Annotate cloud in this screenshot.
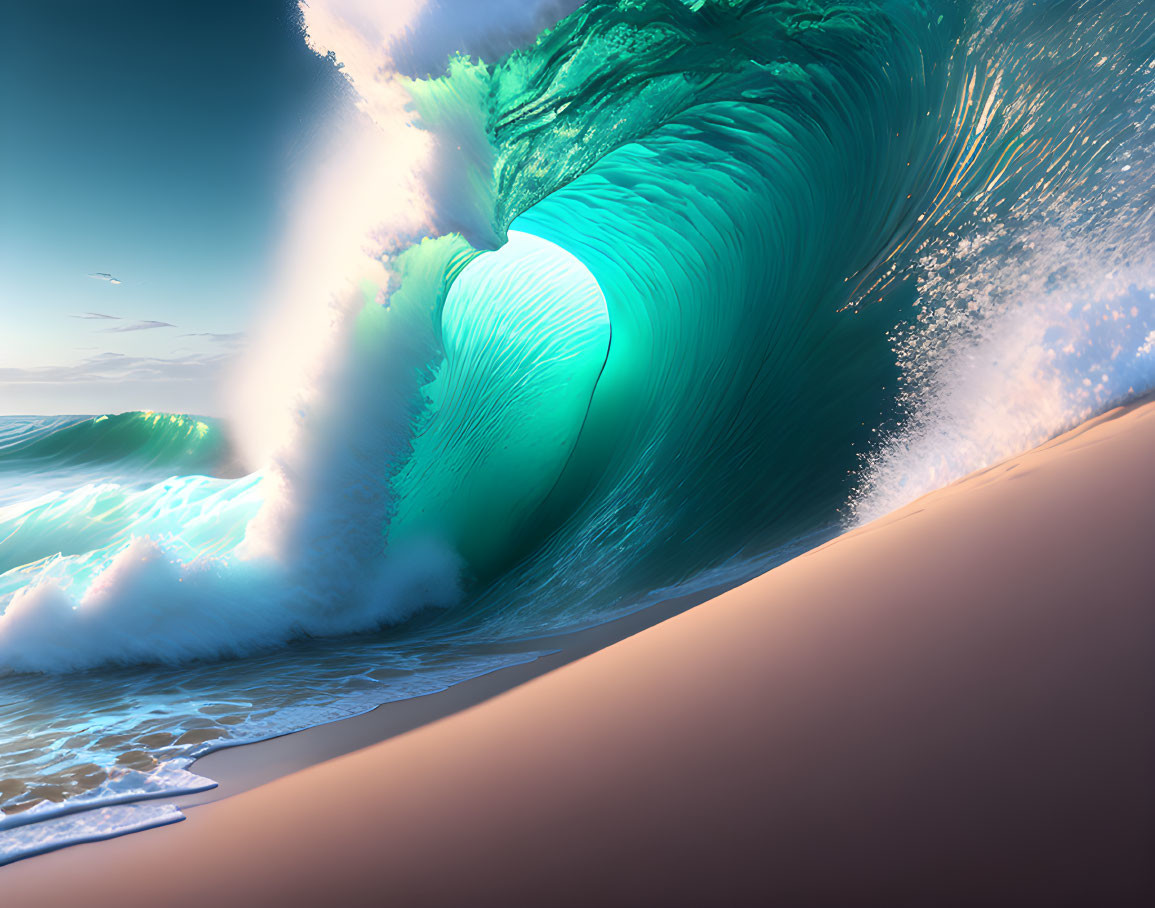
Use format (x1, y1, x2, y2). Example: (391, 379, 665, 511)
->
(180, 332, 245, 346)
(0, 351, 232, 385)
(87, 272, 123, 285)
(71, 314, 179, 332)
(101, 320, 176, 333)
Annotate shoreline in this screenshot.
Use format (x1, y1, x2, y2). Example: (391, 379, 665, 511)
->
(5, 398, 1154, 905)
(0, 551, 796, 864)
(177, 566, 784, 809)
(183, 397, 1155, 808)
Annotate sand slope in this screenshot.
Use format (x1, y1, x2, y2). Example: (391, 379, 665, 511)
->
(5, 401, 1155, 906)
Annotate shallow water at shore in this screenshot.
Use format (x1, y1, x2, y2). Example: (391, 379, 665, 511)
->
(0, 525, 826, 865)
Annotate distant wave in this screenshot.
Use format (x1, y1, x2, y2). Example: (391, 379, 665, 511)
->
(0, 412, 236, 476)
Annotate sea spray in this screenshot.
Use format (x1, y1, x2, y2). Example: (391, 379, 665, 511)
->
(850, 0, 1155, 521)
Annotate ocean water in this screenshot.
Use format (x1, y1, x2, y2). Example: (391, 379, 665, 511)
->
(3, 0, 1155, 864)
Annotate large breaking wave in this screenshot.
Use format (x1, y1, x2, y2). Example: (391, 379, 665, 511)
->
(2, 0, 1155, 673)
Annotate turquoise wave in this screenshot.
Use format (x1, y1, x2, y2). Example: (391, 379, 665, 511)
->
(387, 0, 967, 604)
(2, 0, 1154, 670)
(391, 0, 1155, 613)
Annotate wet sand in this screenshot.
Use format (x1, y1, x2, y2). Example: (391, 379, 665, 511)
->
(5, 399, 1155, 906)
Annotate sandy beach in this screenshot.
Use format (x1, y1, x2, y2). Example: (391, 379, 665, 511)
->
(5, 398, 1155, 906)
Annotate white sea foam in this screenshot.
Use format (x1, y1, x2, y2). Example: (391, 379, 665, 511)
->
(852, 233, 1155, 524)
(0, 802, 186, 866)
(230, 0, 577, 468)
(0, 760, 212, 865)
(0, 533, 461, 673)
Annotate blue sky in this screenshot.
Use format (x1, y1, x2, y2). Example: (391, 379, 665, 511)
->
(0, 0, 346, 414)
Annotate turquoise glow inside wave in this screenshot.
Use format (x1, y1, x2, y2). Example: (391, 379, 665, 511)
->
(388, 231, 610, 576)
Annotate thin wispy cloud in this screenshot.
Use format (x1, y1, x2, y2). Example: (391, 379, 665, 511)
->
(180, 331, 245, 346)
(101, 320, 176, 333)
(71, 312, 121, 320)
(0, 351, 232, 385)
(87, 272, 123, 285)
